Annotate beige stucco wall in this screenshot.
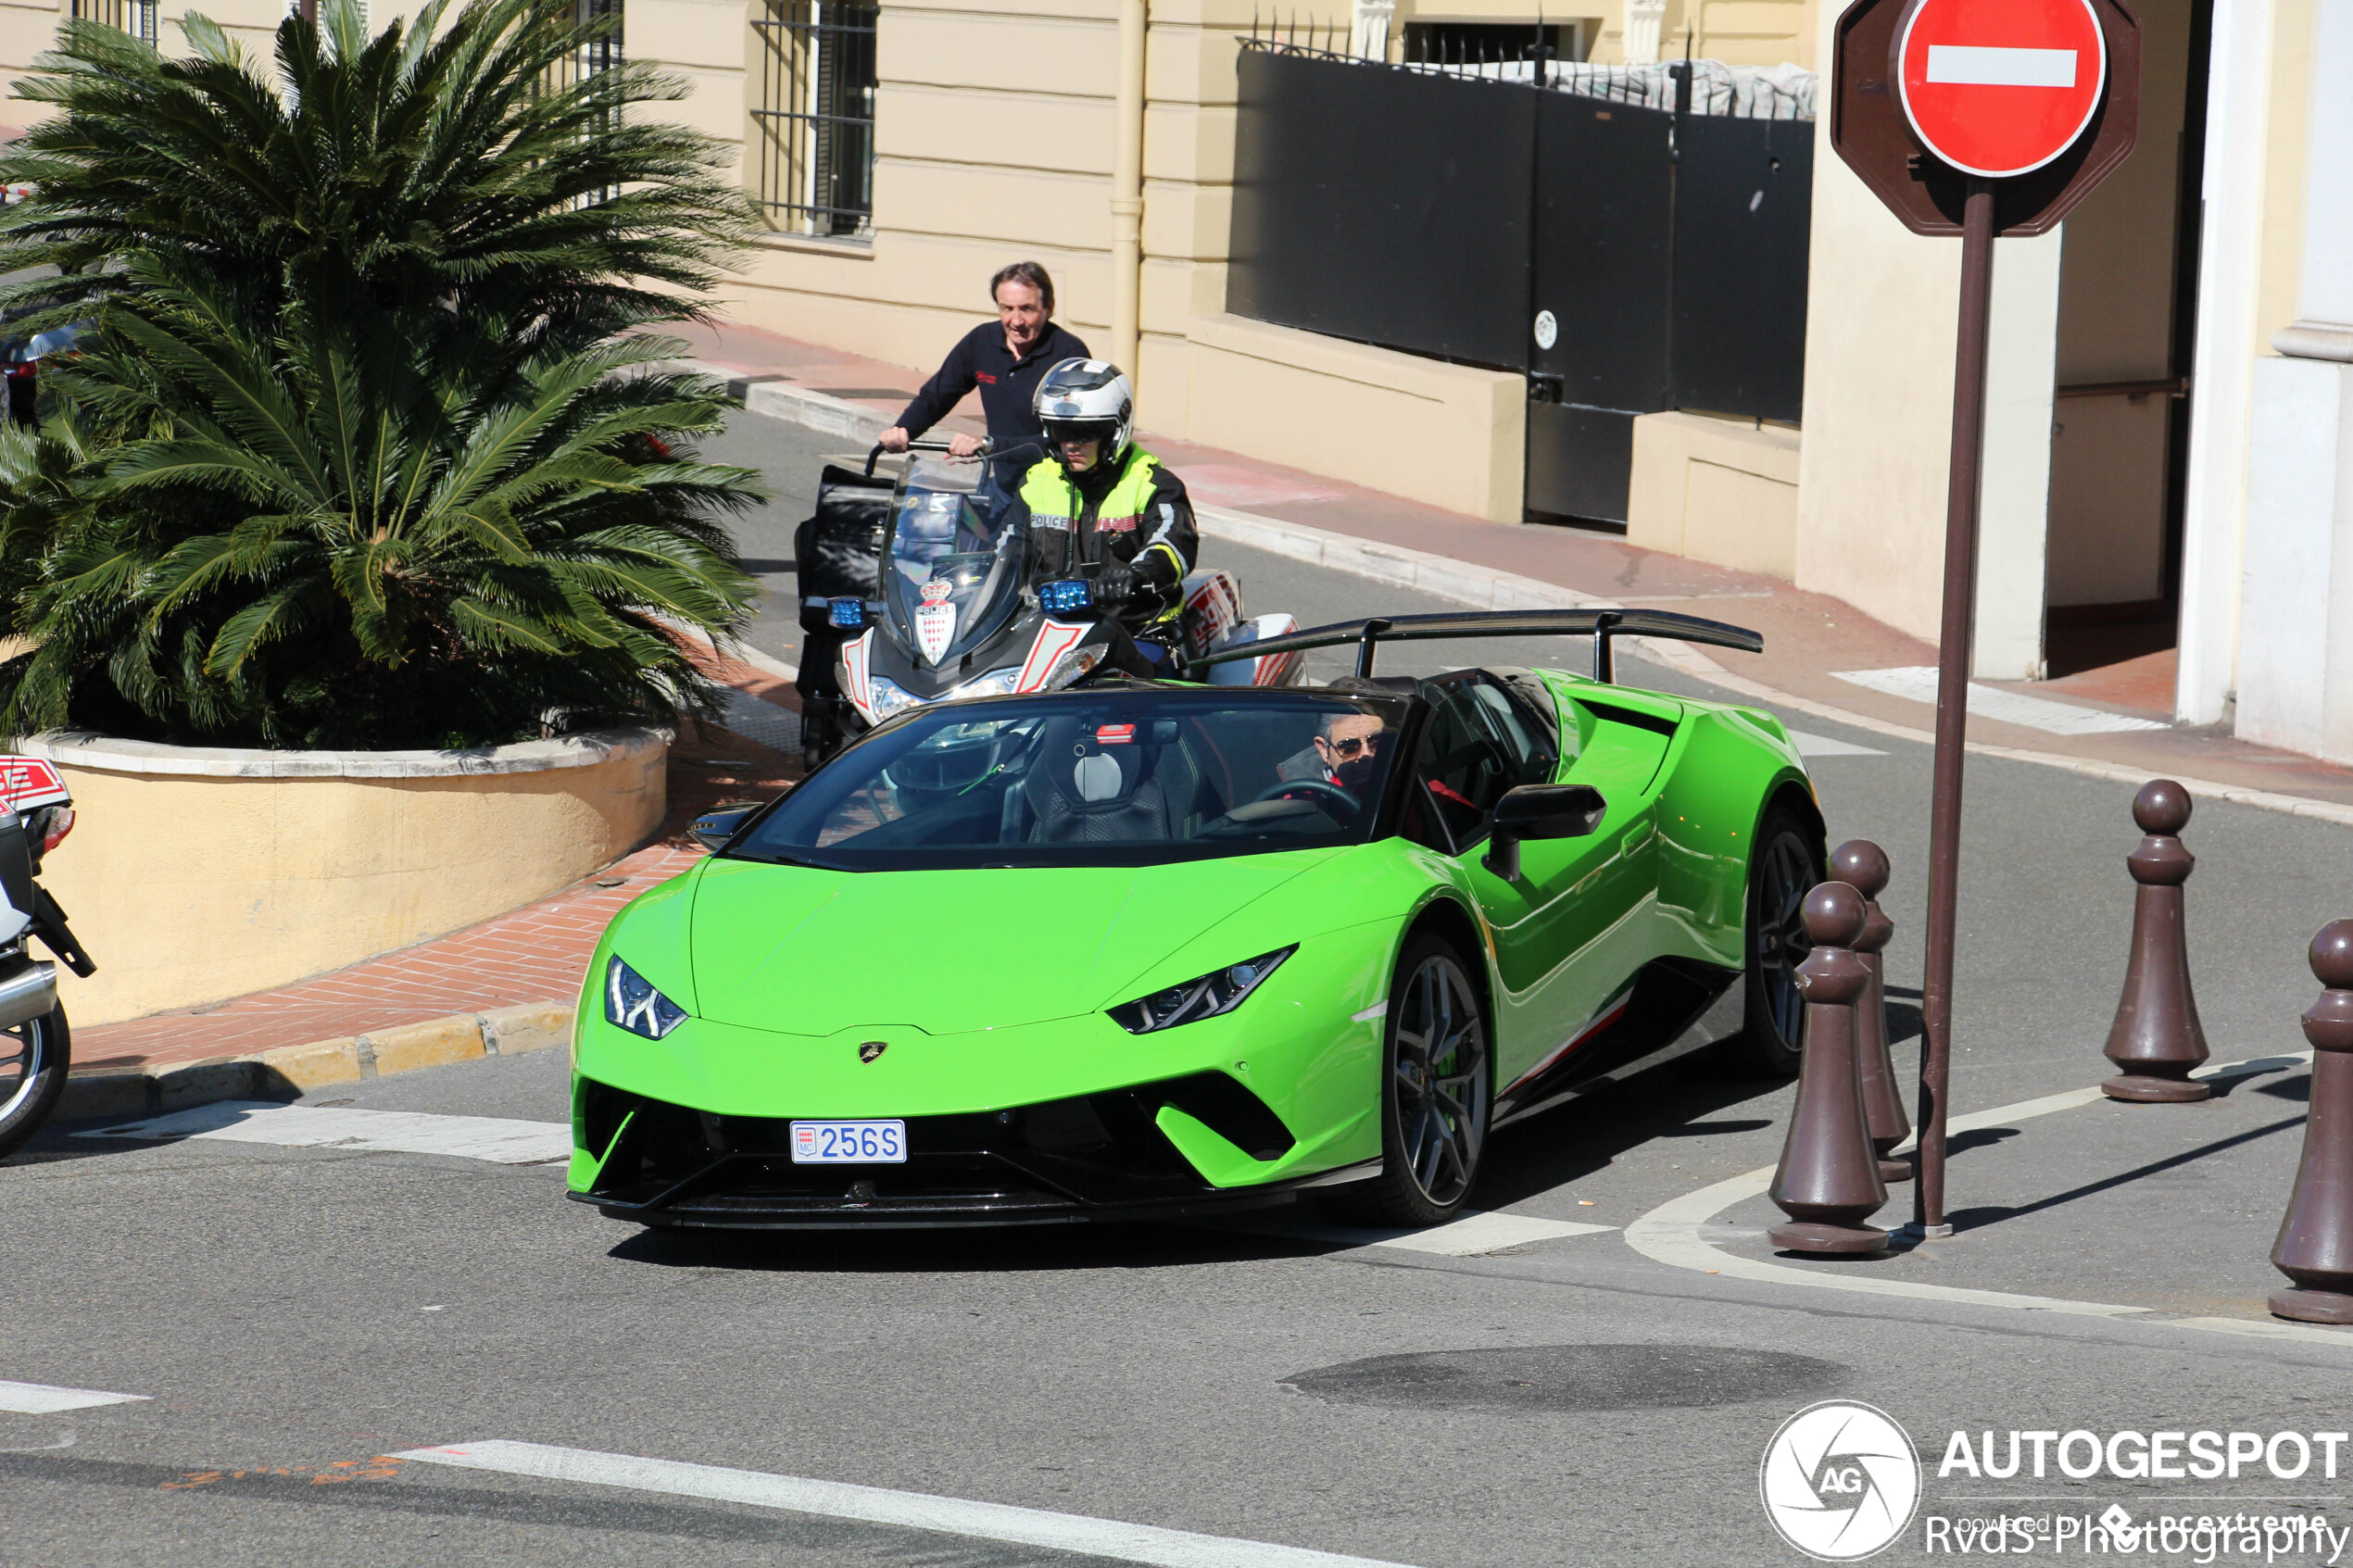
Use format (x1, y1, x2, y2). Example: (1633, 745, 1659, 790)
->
(1579, 0, 1813, 69)
(1185, 312, 1526, 521)
(1786, 0, 2062, 678)
(24, 730, 666, 1026)
(1627, 409, 1799, 578)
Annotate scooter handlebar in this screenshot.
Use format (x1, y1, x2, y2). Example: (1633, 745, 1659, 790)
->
(865, 437, 992, 475)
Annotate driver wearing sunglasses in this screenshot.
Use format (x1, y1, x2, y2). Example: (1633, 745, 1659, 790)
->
(1279, 709, 1391, 792)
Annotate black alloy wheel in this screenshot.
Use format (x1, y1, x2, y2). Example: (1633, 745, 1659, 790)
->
(1734, 802, 1826, 1076)
(1335, 932, 1491, 1227)
(0, 1005, 69, 1162)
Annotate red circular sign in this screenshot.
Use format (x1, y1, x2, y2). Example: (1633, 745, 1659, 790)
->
(1896, 0, 2107, 179)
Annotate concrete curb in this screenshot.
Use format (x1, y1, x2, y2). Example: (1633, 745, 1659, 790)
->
(58, 1002, 574, 1123)
(660, 358, 892, 445)
(19, 726, 667, 780)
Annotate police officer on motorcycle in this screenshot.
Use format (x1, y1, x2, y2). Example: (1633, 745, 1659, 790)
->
(1008, 359, 1198, 669)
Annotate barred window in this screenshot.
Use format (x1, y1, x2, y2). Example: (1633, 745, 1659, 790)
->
(548, 0, 623, 93)
(750, 0, 877, 239)
(70, 0, 157, 44)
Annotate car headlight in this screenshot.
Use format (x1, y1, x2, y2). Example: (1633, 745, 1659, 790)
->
(869, 677, 923, 719)
(1109, 947, 1295, 1035)
(949, 667, 1023, 701)
(605, 956, 688, 1039)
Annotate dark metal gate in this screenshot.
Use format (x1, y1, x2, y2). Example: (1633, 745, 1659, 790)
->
(1227, 45, 1813, 524)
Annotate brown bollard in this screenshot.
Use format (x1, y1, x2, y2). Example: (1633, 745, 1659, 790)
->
(2271, 922, 2353, 1324)
(2102, 780, 2212, 1102)
(1832, 839, 1913, 1184)
(1768, 883, 1891, 1256)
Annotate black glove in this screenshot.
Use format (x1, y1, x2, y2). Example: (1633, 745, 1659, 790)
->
(1095, 563, 1138, 606)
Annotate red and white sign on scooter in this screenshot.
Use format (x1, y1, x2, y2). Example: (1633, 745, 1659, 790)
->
(1895, 0, 2107, 178)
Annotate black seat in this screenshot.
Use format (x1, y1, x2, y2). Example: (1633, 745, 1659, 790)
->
(1025, 719, 1187, 844)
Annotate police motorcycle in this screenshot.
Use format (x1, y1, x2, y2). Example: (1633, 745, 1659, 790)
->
(0, 756, 95, 1161)
(819, 439, 1302, 759)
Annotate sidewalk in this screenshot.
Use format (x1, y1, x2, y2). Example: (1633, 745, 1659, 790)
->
(673, 317, 2353, 812)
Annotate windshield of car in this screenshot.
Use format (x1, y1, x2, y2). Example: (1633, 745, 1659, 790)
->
(882, 443, 1045, 670)
(725, 688, 1410, 872)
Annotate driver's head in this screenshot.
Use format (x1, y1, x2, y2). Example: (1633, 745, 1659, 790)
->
(1314, 709, 1388, 788)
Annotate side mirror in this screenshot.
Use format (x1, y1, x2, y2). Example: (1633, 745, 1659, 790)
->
(1482, 784, 1607, 882)
(687, 805, 758, 853)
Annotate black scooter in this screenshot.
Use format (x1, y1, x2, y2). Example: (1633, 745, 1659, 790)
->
(0, 758, 96, 1160)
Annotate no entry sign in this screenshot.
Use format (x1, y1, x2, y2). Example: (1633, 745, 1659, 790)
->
(1897, 0, 2107, 178)
(1831, 0, 2137, 237)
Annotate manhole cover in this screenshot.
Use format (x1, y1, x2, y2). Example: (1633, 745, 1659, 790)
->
(1280, 1344, 1846, 1412)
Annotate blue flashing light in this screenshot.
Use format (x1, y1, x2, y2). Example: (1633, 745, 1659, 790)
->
(1039, 579, 1094, 615)
(828, 596, 865, 629)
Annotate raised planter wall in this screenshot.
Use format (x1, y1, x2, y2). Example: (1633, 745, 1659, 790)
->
(19, 727, 668, 1027)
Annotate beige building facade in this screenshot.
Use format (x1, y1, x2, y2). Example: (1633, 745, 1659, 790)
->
(0, 0, 1818, 528)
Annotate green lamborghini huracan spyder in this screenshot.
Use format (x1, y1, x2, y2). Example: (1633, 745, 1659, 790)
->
(569, 609, 1824, 1230)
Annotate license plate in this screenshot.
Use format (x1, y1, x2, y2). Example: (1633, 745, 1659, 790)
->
(788, 1119, 907, 1164)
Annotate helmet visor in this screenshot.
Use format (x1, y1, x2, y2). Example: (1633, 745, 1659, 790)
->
(1043, 419, 1118, 448)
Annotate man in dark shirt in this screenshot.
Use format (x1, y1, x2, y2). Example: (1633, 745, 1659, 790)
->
(878, 261, 1090, 458)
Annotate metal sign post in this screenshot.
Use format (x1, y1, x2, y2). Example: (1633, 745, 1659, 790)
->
(1831, 0, 2140, 1235)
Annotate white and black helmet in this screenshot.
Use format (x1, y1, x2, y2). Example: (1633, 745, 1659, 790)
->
(1033, 358, 1134, 469)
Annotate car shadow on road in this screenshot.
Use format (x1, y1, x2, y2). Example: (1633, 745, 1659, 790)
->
(605, 1218, 1340, 1274)
(1470, 1043, 1794, 1211)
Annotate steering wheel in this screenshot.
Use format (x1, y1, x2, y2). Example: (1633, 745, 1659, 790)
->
(1252, 778, 1359, 818)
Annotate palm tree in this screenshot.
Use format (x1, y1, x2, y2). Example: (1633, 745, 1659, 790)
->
(0, 0, 766, 749)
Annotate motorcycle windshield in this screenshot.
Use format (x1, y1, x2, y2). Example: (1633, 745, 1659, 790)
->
(881, 444, 1044, 670)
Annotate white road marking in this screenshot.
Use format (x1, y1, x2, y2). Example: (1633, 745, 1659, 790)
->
(1927, 44, 2077, 88)
(1276, 1210, 1615, 1257)
(394, 1439, 1421, 1568)
(79, 1101, 572, 1167)
(1622, 1051, 2331, 1340)
(0, 1379, 150, 1414)
(1832, 666, 2166, 735)
(1785, 728, 1889, 759)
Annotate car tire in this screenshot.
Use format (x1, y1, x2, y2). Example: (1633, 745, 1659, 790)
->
(1330, 930, 1492, 1228)
(1731, 799, 1826, 1078)
(0, 1005, 70, 1163)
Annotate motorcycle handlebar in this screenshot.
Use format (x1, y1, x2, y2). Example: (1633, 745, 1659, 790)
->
(864, 437, 992, 477)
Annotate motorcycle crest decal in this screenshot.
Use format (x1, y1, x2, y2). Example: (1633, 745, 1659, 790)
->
(915, 600, 958, 663)
(920, 578, 954, 603)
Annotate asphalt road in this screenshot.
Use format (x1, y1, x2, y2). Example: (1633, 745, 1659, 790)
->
(9, 409, 2353, 1567)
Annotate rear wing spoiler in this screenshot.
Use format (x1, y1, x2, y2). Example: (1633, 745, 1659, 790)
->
(1187, 607, 1763, 684)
